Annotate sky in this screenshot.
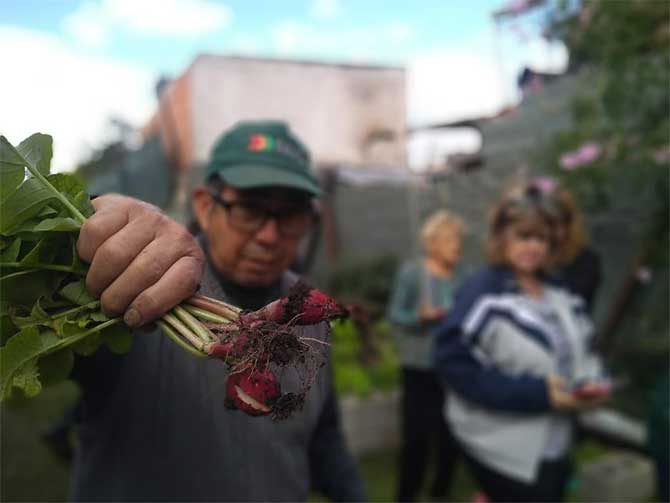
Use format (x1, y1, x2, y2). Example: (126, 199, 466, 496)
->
(0, 0, 568, 171)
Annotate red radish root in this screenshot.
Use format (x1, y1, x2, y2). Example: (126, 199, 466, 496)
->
(240, 282, 348, 326)
(225, 368, 281, 416)
(188, 281, 348, 419)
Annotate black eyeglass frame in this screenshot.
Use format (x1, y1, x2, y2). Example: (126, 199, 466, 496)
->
(207, 189, 318, 237)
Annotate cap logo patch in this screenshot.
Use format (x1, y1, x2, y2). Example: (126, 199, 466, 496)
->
(248, 134, 275, 152)
(247, 133, 306, 163)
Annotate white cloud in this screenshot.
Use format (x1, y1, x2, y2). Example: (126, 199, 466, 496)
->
(408, 48, 513, 127)
(0, 26, 157, 172)
(406, 29, 568, 126)
(62, 2, 110, 48)
(310, 0, 341, 20)
(62, 0, 233, 47)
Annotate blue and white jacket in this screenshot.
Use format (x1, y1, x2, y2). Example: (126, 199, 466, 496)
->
(433, 265, 602, 482)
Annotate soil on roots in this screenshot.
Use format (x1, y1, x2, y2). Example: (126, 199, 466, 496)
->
(209, 314, 331, 420)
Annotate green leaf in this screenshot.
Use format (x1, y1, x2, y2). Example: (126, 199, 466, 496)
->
(37, 348, 74, 387)
(71, 332, 101, 356)
(36, 206, 58, 218)
(0, 326, 44, 398)
(60, 280, 96, 305)
(17, 133, 53, 176)
(19, 239, 57, 267)
(0, 310, 18, 347)
(57, 315, 123, 356)
(74, 191, 95, 218)
(0, 238, 21, 262)
(89, 311, 109, 322)
(0, 177, 56, 234)
(102, 323, 133, 354)
(10, 298, 51, 329)
(47, 173, 86, 200)
(0, 269, 63, 306)
(32, 216, 81, 232)
(12, 359, 42, 397)
(0, 136, 26, 199)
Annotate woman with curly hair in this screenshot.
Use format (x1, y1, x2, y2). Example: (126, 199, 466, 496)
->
(433, 183, 609, 502)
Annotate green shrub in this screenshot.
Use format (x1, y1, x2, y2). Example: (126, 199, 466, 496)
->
(331, 319, 400, 397)
(326, 255, 399, 316)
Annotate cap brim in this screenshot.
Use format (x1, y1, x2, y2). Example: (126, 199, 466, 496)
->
(216, 164, 322, 197)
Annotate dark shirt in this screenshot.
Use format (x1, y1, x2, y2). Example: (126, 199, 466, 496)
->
(70, 259, 365, 501)
(555, 247, 602, 313)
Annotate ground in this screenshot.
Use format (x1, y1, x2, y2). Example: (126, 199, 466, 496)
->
(0, 382, 659, 502)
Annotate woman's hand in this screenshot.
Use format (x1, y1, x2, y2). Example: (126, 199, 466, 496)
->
(546, 375, 609, 412)
(419, 305, 447, 325)
(77, 194, 206, 327)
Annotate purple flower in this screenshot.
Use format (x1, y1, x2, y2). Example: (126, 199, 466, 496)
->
(559, 141, 602, 170)
(531, 176, 557, 195)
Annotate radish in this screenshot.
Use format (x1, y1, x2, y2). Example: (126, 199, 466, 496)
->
(225, 368, 281, 416)
(239, 281, 348, 326)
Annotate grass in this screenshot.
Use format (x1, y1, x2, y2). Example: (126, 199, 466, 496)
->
(356, 449, 479, 502)
(313, 440, 641, 502)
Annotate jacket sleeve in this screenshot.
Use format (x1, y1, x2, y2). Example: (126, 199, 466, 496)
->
(432, 271, 551, 414)
(386, 263, 421, 331)
(308, 385, 368, 502)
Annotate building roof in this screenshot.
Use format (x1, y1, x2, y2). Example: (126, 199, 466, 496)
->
(189, 53, 405, 73)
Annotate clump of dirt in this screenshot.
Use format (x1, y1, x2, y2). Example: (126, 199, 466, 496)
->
(208, 284, 339, 420)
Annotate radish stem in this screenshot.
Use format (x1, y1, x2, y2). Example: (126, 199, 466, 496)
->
(52, 300, 101, 320)
(163, 313, 205, 351)
(183, 305, 231, 324)
(189, 294, 241, 315)
(172, 305, 216, 343)
(186, 296, 240, 321)
(157, 320, 207, 358)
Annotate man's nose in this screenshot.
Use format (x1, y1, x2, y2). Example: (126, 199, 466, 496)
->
(254, 217, 282, 244)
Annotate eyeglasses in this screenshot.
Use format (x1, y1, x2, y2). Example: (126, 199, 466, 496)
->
(209, 190, 315, 238)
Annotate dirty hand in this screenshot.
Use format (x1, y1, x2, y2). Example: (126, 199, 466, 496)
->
(77, 194, 206, 327)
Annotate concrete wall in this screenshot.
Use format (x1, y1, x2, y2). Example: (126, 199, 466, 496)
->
(340, 391, 400, 456)
(188, 55, 407, 169)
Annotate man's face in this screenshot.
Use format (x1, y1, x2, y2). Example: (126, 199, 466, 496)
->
(193, 185, 314, 287)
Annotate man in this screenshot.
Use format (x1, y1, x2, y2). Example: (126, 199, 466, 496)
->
(71, 121, 366, 502)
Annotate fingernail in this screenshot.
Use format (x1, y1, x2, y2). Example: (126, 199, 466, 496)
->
(124, 307, 142, 327)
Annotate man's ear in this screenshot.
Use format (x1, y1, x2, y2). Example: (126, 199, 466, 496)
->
(192, 187, 212, 232)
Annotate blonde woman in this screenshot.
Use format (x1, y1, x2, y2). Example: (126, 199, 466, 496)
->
(387, 210, 465, 502)
(433, 184, 608, 502)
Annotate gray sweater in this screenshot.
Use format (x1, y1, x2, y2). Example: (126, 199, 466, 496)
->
(70, 261, 365, 502)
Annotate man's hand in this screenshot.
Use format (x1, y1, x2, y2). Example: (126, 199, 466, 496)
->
(77, 194, 206, 327)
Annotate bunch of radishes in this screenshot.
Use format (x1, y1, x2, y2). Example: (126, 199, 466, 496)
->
(170, 281, 348, 419)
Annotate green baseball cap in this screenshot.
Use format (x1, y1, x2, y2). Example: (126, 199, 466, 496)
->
(205, 121, 322, 197)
